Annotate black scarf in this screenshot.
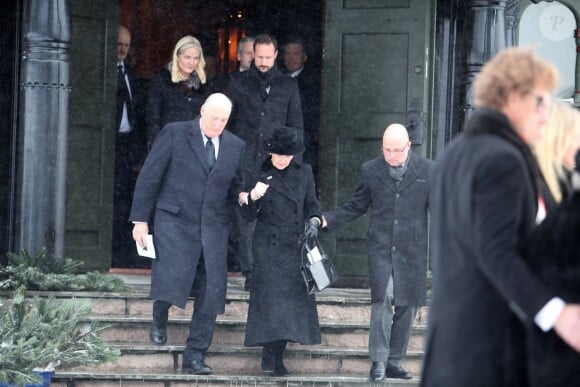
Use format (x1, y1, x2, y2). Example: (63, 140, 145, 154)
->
(178, 71, 201, 95)
(251, 62, 280, 100)
(465, 107, 542, 198)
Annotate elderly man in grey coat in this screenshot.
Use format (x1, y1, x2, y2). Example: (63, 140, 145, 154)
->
(130, 93, 245, 376)
(322, 123, 434, 381)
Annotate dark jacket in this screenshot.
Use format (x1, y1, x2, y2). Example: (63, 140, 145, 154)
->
(291, 67, 321, 173)
(146, 68, 208, 145)
(421, 109, 556, 387)
(525, 178, 580, 387)
(129, 118, 245, 312)
(116, 62, 149, 168)
(324, 152, 434, 306)
(240, 159, 321, 346)
(225, 64, 303, 176)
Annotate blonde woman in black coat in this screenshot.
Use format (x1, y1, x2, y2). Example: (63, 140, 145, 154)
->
(146, 35, 209, 146)
(239, 126, 322, 376)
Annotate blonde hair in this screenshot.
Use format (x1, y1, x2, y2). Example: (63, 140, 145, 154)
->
(534, 101, 580, 203)
(474, 47, 558, 110)
(170, 35, 206, 84)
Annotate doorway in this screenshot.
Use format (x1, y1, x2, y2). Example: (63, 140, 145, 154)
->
(111, 0, 324, 269)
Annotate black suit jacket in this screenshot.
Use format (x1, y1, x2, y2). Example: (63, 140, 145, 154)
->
(130, 118, 245, 312)
(116, 62, 148, 168)
(421, 109, 556, 387)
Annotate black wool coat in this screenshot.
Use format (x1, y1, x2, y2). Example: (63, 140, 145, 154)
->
(240, 159, 322, 346)
(146, 68, 208, 145)
(116, 62, 149, 168)
(421, 109, 557, 387)
(524, 184, 580, 387)
(324, 152, 434, 306)
(130, 118, 245, 312)
(225, 64, 303, 176)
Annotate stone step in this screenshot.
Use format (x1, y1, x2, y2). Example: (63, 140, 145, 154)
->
(11, 286, 428, 325)
(71, 344, 423, 376)
(51, 370, 420, 386)
(89, 316, 427, 352)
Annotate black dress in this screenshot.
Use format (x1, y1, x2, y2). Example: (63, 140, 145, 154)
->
(240, 159, 322, 346)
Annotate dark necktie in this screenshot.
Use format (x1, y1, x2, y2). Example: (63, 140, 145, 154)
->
(206, 137, 216, 169)
(117, 64, 134, 124)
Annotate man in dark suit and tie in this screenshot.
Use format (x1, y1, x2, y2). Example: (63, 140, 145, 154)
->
(113, 25, 148, 268)
(130, 93, 246, 375)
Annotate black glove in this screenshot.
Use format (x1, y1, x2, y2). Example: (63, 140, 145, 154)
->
(304, 217, 321, 239)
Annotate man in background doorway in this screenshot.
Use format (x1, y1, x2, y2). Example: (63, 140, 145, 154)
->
(112, 25, 148, 268)
(282, 37, 320, 186)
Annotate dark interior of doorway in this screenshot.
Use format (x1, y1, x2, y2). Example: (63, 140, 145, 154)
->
(0, 1, 19, 266)
(112, 0, 323, 269)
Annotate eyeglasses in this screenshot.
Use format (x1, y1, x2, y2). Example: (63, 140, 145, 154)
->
(530, 93, 550, 110)
(381, 142, 410, 155)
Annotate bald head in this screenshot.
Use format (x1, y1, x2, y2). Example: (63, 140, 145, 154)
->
(200, 93, 232, 139)
(117, 26, 131, 62)
(382, 123, 411, 166)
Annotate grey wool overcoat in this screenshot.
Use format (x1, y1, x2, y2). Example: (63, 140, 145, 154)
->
(324, 152, 434, 306)
(130, 118, 245, 313)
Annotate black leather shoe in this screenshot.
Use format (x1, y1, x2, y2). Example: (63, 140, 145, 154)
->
(149, 325, 167, 345)
(273, 363, 289, 376)
(386, 365, 412, 379)
(182, 359, 213, 375)
(243, 271, 253, 291)
(261, 348, 275, 374)
(369, 361, 386, 381)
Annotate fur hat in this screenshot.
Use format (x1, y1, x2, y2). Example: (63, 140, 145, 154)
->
(263, 126, 305, 155)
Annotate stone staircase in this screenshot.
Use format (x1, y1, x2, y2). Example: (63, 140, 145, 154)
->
(41, 274, 427, 386)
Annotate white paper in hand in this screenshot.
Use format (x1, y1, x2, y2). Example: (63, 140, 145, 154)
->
(136, 234, 156, 259)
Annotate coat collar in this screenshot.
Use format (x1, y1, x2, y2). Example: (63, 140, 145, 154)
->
(187, 118, 224, 175)
(259, 159, 301, 203)
(376, 152, 419, 192)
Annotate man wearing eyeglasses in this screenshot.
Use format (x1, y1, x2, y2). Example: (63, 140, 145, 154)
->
(421, 48, 580, 386)
(322, 123, 434, 381)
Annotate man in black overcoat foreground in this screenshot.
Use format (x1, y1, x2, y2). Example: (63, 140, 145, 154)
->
(130, 93, 245, 375)
(323, 124, 434, 381)
(421, 48, 580, 387)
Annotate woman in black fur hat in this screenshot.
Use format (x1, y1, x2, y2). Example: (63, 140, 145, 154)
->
(238, 126, 322, 376)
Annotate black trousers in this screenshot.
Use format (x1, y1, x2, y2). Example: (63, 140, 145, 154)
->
(152, 254, 217, 362)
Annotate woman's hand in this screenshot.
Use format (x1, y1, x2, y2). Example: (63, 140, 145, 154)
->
(238, 192, 250, 205)
(250, 182, 269, 201)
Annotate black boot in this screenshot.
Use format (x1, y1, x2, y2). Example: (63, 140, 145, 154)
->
(150, 300, 170, 345)
(273, 340, 288, 376)
(261, 344, 276, 374)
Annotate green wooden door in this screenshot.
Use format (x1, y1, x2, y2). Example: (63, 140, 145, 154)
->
(320, 0, 433, 281)
(66, 0, 118, 271)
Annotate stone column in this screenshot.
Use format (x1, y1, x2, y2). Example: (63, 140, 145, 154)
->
(460, 0, 507, 120)
(16, 0, 71, 258)
(505, 0, 521, 47)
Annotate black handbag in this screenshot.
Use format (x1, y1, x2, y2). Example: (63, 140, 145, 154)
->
(300, 231, 339, 294)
